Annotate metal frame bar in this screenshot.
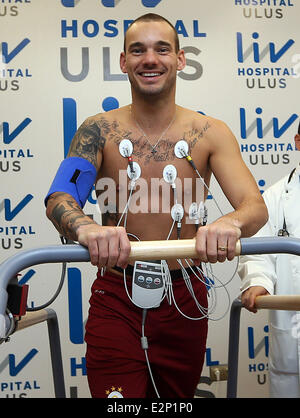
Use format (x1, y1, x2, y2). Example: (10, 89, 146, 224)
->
(13, 308, 66, 398)
(46, 308, 66, 398)
(227, 299, 242, 398)
(1, 236, 300, 398)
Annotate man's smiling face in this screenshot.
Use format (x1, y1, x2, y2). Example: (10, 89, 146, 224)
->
(120, 20, 185, 99)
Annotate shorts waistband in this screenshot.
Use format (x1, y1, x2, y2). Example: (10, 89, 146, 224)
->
(111, 264, 196, 280)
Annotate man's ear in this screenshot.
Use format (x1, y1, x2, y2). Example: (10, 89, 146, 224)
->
(177, 49, 186, 72)
(120, 52, 127, 74)
(295, 134, 300, 151)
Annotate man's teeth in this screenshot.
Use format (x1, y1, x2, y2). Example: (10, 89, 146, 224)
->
(142, 72, 160, 77)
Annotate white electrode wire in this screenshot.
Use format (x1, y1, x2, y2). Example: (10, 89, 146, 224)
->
(164, 259, 209, 321)
(193, 256, 239, 289)
(171, 255, 233, 322)
(189, 260, 229, 310)
(177, 258, 212, 317)
(166, 218, 176, 241)
(176, 144, 224, 218)
(167, 279, 208, 321)
(117, 181, 135, 228)
(193, 167, 224, 217)
(161, 260, 173, 305)
(182, 259, 218, 316)
(188, 267, 217, 315)
(185, 260, 232, 321)
(141, 310, 160, 398)
(143, 346, 160, 397)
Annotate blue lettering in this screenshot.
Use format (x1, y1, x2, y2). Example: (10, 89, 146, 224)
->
(193, 20, 206, 37)
(237, 32, 294, 63)
(257, 363, 265, 372)
(237, 32, 244, 63)
(101, 0, 120, 6)
(249, 363, 256, 372)
(205, 348, 219, 366)
(273, 114, 298, 137)
(82, 20, 99, 38)
(63, 98, 77, 158)
(68, 268, 84, 344)
(124, 19, 133, 34)
(104, 19, 118, 37)
(175, 20, 188, 38)
(2, 118, 32, 144)
(255, 107, 263, 139)
(252, 32, 259, 63)
(61, 20, 78, 38)
(23, 381, 32, 390)
(248, 325, 268, 359)
(19, 269, 35, 285)
(3, 194, 34, 221)
(240, 107, 297, 139)
(61, 0, 76, 6)
(70, 357, 86, 376)
(9, 349, 38, 376)
(269, 39, 294, 63)
(1, 39, 30, 64)
(142, 0, 163, 6)
(240, 107, 247, 139)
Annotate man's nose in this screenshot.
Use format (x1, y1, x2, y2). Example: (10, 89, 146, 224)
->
(142, 49, 159, 65)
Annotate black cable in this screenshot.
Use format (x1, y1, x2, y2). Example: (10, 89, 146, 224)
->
(26, 236, 68, 312)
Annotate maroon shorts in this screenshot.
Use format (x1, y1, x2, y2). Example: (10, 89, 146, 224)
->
(85, 268, 208, 398)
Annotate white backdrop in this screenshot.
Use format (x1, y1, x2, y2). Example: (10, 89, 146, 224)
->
(1, 0, 299, 398)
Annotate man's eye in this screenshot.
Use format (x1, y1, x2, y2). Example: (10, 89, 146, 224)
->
(158, 47, 169, 54)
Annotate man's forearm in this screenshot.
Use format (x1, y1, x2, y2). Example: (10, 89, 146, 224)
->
(46, 192, 96, 241)
(220, 199, 268, 238)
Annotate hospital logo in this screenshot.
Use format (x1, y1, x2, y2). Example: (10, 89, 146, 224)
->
(106, 386, 124, 398)
(0, 195, 36, 250)
(236, 32, 296, 89)
(234, 0, 295, 20)
(239, 107, 298, 167)
(0, 39, 32, 92)
(0, 119, 34, 173)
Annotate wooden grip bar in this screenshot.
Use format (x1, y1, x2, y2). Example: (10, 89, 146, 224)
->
(129, 239, 299, 312)
(255, 295, 300, 311)
(129, 239, 241, 261)
(15, 310, 49, 332)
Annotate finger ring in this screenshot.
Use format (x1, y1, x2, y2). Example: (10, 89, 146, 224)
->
(218, 246, 227, 251)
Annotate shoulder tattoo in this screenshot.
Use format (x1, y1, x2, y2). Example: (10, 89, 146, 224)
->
(67, 118, 107, 166)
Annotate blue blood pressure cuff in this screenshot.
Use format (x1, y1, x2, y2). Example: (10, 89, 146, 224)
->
(44, 157, 97, 208)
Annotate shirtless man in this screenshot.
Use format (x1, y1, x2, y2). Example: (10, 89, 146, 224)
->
(45, 13, 268, 398)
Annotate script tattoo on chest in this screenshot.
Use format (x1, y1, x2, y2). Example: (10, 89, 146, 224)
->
(112, 120, 211, 165)
(68, 116, 211, 166)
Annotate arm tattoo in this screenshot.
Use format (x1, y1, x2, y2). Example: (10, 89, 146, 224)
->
(67, 119, 106, 167)
(50, 197, 94, 240)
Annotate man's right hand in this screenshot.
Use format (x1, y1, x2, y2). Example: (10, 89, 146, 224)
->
(241, 286, 270, 313)
(76, 224, 131, 269)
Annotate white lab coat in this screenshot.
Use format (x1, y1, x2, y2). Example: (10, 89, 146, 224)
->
(238, 166, 300, 398)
